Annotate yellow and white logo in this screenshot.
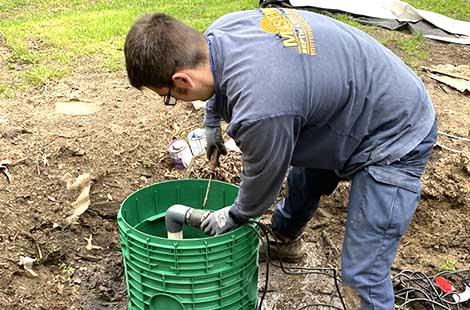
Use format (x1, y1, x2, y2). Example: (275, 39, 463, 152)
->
(260, 8, 316, 56)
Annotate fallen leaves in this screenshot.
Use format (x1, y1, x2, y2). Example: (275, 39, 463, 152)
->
(61, 173, 92, 225)
(0, 160, 12, 183)
(18, 256, 38, 277)
(84, 235, 103, 251)
(165, 151, 243, 185)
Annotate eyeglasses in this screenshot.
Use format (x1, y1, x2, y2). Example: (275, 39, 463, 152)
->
(163, 86, 177, 106)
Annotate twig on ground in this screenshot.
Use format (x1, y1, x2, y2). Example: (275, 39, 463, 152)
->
(435, 143, 462, 153)
(310, 221, 329, 230)
(114, 142, 140, 156)
(103, 182, 122, 189)
(317, 208, 333, 219)
(36, 155, 41, 175)
(438, 131, 470, 142)
(35, 241, 43, 260)
(76, 253, 102, 262)
(321, 230, 340, 256)
(12, 157, 28, 165)
(128, 142, 140, 153)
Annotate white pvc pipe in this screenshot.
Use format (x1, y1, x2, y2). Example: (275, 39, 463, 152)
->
(167, 231, 183, 240)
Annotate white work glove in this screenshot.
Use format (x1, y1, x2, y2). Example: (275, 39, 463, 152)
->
(205, 126, 227, 161)
(200, 206, 236, 236)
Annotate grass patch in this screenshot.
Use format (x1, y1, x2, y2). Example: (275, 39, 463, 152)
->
(0, 0, 467, 97)
(395, 32, 429, 68)
(335, 13, 429, 68)
(333, 14, 363, 28)
(0, 84, 16, 98)
(0, 0, 258, 97)
(23, 65, 69, 87)
(439, 259, 458, 272)
(378, 33, 429, 70)
(406, 0, 470, 21)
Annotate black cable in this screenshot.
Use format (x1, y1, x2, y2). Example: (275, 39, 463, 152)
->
(246, 220, 347, 310)
(257, 221, 346, 310)
(296, 304, 344, 310)
(395, 270, 443, 308)
(246, 220, 470, 310)
(245, 223, 270, 310)
(168, 206, 470, 310)
(393, 269, 470, 310)
(395, 271, 445, 310)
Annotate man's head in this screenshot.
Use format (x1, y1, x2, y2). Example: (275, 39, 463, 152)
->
(125, 13, 214, 102)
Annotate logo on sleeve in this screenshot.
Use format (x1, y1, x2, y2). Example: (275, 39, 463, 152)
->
(260, 8, 316, 56)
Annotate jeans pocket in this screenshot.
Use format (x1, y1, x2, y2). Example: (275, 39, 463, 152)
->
(348, 167, 421, 236)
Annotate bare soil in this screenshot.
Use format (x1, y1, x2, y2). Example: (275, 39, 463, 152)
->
(0, 29, 469, 310)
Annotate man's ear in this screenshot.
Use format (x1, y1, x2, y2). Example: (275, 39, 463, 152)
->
(172, 72, 195, 89)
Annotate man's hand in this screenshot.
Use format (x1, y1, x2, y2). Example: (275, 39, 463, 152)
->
(200, 206, 236, 235)
(205, 126, 227, 162)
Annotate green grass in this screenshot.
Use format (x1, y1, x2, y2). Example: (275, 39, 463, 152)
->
(406, 0, 470, 21)
(381, 0, 470, 67)
(439, 259, 458, 272)
(0, 0, 258, 97)
(384, 32, 429, 69)
(0, 0, 468, 97)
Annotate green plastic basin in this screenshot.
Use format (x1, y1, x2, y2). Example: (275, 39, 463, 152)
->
(117, 179, 259, 310)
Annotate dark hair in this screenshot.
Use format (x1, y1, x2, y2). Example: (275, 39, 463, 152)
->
(124, 13, 207, 89)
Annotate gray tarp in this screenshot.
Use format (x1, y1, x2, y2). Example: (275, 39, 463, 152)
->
(288, 0, 470, 44)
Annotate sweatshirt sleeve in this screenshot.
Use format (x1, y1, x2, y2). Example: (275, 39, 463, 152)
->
(204, 97, 222, 128)
(228, 115, 302, 223)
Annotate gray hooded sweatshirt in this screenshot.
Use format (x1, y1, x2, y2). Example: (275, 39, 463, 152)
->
(203, 8, 435, 223)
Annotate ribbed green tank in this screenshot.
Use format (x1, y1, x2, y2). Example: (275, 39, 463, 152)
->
(117, 179, 259, 310)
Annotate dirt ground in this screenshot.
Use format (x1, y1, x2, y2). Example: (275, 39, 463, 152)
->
(0, 27, 469, 310)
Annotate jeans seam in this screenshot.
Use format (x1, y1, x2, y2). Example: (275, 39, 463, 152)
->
(367, 233, 386, 310)
(354, 176, 368, 231)
(385, 186, 400, 234)
(367, 185, 399, 309)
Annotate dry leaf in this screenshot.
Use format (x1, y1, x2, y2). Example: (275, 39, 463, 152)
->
(19, 256, 38, 277)
(85, 235, 103, 251)
(57, 283, 64, 295)
(62, 173, 92, 225)
(0, 165, 12, 183)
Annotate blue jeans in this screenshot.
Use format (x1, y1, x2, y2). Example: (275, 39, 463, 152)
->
(272, 120, 437, 309)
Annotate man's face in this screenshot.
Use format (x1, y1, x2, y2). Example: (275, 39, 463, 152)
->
(149, 84, 213, 104)
(148, 65, 215, 104)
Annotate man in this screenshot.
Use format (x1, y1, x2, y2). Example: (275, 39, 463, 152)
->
(125, 8, 436, 309)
